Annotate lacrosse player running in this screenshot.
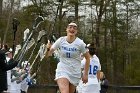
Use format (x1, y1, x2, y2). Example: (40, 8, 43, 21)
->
(77, 42, 101, 93)
(46, 22, 90, 93)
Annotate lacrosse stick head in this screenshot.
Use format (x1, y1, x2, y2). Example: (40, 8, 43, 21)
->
(12, 18, 20, 31)
(23, 28, 30, 42)
(32, 16, 44, 29)
(50, 34, 57, 43)
(13, 44, 21, 58)
(37, 30, 47, 42)
(21, 61, 30, 69)
(39, 44, 46, 61)
(32, 79, 37, 85)
(26, 38, 35, 50)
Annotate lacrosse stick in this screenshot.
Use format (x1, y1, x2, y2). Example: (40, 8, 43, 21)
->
(27, 30, 47, 62)
(39, 44, 46, 61)
(50, 35, 60, 61)
(39, 34, 58, 61)
(29, 43, 45, 70)
(32, 16, 44, 30)
(11, 67, 26, 82)
(13, 28, 29, 58)
(17, 38, 35, 67)
(15, 16, 44, 63)
(13, 44, 21, 58)
(23, 28, 30, 42)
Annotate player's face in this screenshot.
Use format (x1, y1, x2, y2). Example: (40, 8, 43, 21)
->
(66, 25, 77, 36)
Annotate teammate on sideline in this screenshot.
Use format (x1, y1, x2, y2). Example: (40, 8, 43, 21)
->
(0, 47, 18, 93)
(6, 48, 22, 93)
(6, 48, 13, 93)
(77, 42, 101, 93)
(46, 22, 90, 93)
(20, 61, 36, 93)
(100, 72, 109, 93)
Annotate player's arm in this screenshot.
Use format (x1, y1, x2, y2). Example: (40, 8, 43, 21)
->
(82, 52, 90, 83)
(97, 70, 101, 82)
(45, 40, 55, 58)
(45, 37, 62, 58)
(97, 62, 101, 82)
(45, 47, 55, 58)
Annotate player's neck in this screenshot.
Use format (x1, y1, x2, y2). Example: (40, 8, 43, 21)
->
(66, 36, 76, 43)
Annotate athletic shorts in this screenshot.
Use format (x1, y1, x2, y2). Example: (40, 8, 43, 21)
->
(76, 80, 83, 93)
(55, 71, 81, 86)
(82, 84, 100, 93)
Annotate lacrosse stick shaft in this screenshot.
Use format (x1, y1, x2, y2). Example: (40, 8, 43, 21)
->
(30, 52, 40, 70)
(28, 42, 44, 70)
(17, 47, 29, 67)
(27, 43, 38, 62)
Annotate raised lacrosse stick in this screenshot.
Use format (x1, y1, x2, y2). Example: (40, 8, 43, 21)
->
(29, 43, 44, 70)
(39, 34, 58, 61)
(15, 16, 44, 62)
(50, 35, 60, 61)
(27, 30, 47, 62)
(23, 28, 30, 42)
(13, 44, 21, 58)
(39, 43, 46, 61)
(32, 16, 44, 30)
(13, 28, 29, 58)
(17, 38, 35, 67)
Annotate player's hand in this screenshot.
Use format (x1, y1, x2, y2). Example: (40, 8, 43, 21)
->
(82, 73, 88, 84)
(7, 52, 13, 59)
(46, 40, 51, 49)
(45, 40, 52, 58)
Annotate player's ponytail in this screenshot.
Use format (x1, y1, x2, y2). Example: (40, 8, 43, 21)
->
(87, 42, 96, 55)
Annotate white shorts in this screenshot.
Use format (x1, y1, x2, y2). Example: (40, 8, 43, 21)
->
(76, 80, 83, 93)
(82, 84, 100, 93)
(55, 71, 81, 86)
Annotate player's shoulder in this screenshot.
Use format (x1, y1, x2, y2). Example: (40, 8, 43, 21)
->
(75, 37, 86, 45)
(93, 55, 99, 60)
(76, 37, 83, 42)
(58, 36, 65, 40)
(57, 36, 66, 42)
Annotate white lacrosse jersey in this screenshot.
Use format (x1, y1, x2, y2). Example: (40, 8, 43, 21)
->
(6, 57, 11, 84)
(10, 76, 21, 93)
(20, 77, 29, 92)
(78, 55, 101, 93)
(51, 36, 87, 78)
(6, 57, 12, 92)
(81, 54, 101, 84)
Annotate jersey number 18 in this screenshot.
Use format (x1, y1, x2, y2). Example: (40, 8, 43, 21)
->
(89, 65, 98, 75)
